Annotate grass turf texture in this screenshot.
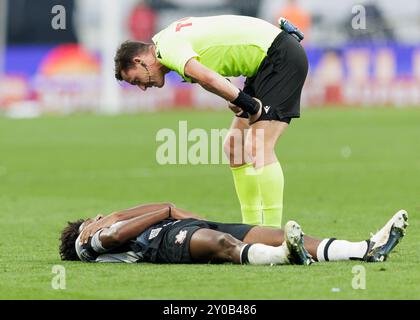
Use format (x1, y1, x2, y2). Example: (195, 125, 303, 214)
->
(0, 107, 419, 299)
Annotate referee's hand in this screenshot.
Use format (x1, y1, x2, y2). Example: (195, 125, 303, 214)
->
(227, 101, 244, 116)
(249, 98, 262, 125)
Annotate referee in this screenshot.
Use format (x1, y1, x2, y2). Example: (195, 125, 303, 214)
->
(114, 15, 308, 227)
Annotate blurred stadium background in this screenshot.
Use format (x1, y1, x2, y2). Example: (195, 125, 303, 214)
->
(1, 0, 420, 116)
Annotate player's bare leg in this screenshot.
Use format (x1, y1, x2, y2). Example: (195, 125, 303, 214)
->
(224, 116, 263, 225)
(189, 227, 309, 265)
(189, 229, 244, 263)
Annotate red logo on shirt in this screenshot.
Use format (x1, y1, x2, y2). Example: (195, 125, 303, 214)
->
(176, 17, 192, 32)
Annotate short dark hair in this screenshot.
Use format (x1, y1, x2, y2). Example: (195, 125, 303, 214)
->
(59, 219, 85, 261)
(114, 41, 152, 81)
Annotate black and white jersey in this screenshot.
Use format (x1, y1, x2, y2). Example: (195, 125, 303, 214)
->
(74, 219, 181, 263)
(133, 219, 181, 250)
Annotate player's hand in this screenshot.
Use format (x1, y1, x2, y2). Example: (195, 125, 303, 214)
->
(227, 101, 245, 116)
(79, 214, 106, 244)
(249, 98, 262, 125)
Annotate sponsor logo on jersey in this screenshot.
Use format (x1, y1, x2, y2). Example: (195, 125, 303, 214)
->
(175, 230, 188, 245)
(149, 227, 162, 240)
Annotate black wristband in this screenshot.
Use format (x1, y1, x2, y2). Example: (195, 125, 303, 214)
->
(231, 91, 260, 115)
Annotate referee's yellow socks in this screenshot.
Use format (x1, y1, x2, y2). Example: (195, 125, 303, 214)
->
(256, 161, 284, 228)
(231, 163, 262, 225)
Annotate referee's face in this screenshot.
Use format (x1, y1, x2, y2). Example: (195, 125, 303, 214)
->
(122, 55, 165, 91)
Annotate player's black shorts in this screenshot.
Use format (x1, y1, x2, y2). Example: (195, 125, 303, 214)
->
(151, 218, 254, 264)
(239, 31, 308, 123)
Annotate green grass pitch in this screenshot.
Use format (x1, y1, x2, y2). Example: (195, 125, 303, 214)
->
(0, 107, 419, 299)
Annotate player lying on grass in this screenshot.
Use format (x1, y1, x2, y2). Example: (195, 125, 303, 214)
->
(59, 203, 408, 265)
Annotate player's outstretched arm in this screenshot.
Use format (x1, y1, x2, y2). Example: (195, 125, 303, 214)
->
(170, 207, 205, 220)
(112, 202, 175, 222)
(99, 206, 172, 249)
(79, 202, 175, 244)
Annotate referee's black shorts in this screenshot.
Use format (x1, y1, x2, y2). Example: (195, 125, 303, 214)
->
(153, 218, 254, 264)
(239, 31, 308, 124)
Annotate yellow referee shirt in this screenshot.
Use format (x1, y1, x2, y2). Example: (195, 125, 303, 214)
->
(152, 15, 281, 82)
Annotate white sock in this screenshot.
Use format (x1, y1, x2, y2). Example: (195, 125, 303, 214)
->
(240, 243, 289, 265)
(316, 238, 369, 262)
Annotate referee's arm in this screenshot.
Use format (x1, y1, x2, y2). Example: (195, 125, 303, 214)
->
(184, 57, 260, 116)
(184, 57, 239, 101)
